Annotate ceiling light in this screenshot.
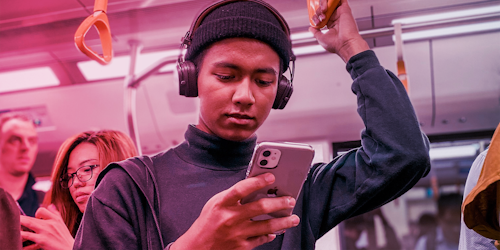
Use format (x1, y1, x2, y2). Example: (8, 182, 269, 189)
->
(392, 5, 500, 25)
(397, 20, 500, 41)
(290, 29, 328, 42)
(291, 31, 314, 41)
(78, 55, 130, 81)
(429, 144, 479, 161)
(0, 67, 59, 93)
(292, 45, 326, 56)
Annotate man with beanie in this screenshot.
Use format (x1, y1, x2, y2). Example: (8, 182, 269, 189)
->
(74, 0, 430, 249)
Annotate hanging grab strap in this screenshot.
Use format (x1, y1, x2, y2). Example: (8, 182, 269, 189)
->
(74, 0, 113, 65)
(393, 22, 409, 92)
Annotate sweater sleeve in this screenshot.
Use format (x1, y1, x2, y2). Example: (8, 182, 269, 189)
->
(302, 50, 431, 239)
(73, 167, 143, 250)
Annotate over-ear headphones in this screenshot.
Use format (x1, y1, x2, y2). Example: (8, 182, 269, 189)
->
(177, 0, 295, 109)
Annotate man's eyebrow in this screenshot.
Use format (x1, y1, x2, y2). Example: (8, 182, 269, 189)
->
(212, 62, 278, 75)
(255, 68, 278, 75)
(7, 135, 21, 140)
(213, 62, 239, 70)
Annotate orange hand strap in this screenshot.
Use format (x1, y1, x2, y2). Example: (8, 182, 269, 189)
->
(74, 0, 113, 65)
(307, 0, 340, 29)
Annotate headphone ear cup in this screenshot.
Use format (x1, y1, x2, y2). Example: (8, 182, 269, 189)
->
(177, 60, 198, 97)
(272, 75, 293, 109)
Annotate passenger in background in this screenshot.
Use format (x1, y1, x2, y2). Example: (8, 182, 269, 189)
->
(415, 193, 462, 250)
(343, 208, 401, 250)
(458, 148, 497, 250)
(415, 213, 438, 250)
(0, 187, 22, 250)
(19, 130, 138, 250)
(0, 112, 43, 217)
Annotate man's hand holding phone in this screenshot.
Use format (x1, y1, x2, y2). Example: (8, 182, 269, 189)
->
(241, 142, 314, 221)
(170, 173, 300, 250)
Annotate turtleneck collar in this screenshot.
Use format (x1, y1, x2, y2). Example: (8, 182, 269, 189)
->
(174, 125, 257, 170)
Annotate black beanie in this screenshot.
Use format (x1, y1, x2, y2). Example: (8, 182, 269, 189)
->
(185, 1, 292, 72)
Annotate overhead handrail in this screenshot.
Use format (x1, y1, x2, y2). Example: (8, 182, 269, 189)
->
(124, 40, 179, 155)
(74, 0, 113, 65)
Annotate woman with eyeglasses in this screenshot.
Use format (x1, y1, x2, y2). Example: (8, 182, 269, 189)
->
(19, 130, 138, 250)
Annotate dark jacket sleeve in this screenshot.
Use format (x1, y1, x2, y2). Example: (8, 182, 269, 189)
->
(73, 167, 144, 250)
(302, 50, 431, 239)
(0, 188, 21, 250)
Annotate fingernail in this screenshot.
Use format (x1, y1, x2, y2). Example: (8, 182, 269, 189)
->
(288, 197, 296, 207)
(265, 173, 275, 183)
(312, 16, 318, 26)
(268, 234, 277, 241)
(291, 215, 300, 226)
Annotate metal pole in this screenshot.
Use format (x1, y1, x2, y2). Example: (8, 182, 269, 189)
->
(124, 40, 143, 155)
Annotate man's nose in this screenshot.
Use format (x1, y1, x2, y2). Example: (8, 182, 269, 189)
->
(19, 139, 30, 151)
(232, 78, 255, 106)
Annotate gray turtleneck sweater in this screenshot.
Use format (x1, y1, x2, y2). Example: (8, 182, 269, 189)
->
(74, 50, 431, 250)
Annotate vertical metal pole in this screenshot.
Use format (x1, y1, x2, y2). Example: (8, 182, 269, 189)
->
(124, 40, 143, 155)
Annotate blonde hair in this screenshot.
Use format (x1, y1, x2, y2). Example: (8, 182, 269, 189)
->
(43, 130, 138, 236)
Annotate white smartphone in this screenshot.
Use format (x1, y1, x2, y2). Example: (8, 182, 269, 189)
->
(240, 142, 315, 221)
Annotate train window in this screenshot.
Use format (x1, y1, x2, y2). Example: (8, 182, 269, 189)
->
(312, 138, 491, 250)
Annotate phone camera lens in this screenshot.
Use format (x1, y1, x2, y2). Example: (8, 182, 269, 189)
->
(263, 150, 271, 157)
(260, 159, 268, 166)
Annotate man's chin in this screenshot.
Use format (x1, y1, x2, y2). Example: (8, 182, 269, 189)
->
(218, 128, 255, 142)
(13, 165, 33, 176)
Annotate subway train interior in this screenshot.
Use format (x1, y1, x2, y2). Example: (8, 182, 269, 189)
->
(1, 0, 499, 249)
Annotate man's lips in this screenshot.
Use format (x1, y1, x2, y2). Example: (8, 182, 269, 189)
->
(17, 156, 31, 163)
(226, 113, 253, 119)
(226, 113, 254, 125)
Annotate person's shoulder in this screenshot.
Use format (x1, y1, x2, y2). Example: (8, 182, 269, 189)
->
(98, 157, 142, 183)
(148, 146, 181, 166)
(0, 187, 16, 205)
(477, 147, 489, 160)
(97, 165, 133, 188)
(469, 148, 489, 173)
(151, 146, 177, 159)
(92, 165, 141, 206)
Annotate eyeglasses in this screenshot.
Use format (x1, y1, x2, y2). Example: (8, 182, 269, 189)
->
(59, 164, 100, 188)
